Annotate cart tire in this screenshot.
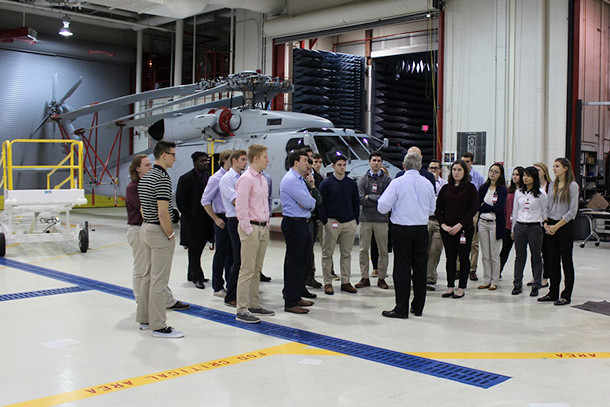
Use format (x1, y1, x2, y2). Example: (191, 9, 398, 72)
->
(0, 233, 5, 257)
(580, 243, 585, 248)
(79, 229, 89, 253)
(595, 242, 600, 247)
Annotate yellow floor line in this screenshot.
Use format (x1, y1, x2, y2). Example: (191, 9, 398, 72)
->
(407, 352, 610, 359)
(4, 342, 339, 407)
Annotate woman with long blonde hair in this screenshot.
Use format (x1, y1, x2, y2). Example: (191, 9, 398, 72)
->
(538, 158, 579, 306)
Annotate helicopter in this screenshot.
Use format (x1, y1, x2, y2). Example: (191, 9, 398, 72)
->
(52, 72, 401, 211)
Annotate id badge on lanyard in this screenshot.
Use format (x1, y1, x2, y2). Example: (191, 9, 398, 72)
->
(492, 192, 498, 205)
(372, 183, 378, 193)
(524, 198, 530, 210)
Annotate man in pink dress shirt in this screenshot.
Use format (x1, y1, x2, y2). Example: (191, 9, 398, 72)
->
(234, 144, 275, 323)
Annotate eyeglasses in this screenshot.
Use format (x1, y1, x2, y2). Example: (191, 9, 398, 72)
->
(489, 169, 501, 174)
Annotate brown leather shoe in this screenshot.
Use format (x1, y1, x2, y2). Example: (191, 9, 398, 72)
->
(298, 299, 314, 307)
(225, 300, 236, 307)
(489, 285, 498, 290)
(355, 278, 370, 288)
(340, 283, 357, 293)
(324, 284, 334, 295)
(285, 306, 310, 314)
(478, 284, 491, 289)
(377, 279, 389, 289)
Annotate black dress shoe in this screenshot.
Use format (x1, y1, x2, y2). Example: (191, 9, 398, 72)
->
(410, 307, 422, 317)
(442, 291, 454, 298)
(451, 293, 465, 299)
(538, 294, 557, 302)
(194, 280, 205, 289)
(382, 310, 408, 319)
(306, 276, 322, 289)
(554, 298, 571, 306)
(511, 287, 522, 295)
(260, 273, 271, 282)
(301, 289, 317, 299)
(530, 287, 539, 297)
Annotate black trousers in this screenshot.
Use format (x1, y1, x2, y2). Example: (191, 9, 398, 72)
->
(546, 219, 575, 300)
(306, 219, 318, 278)
(187, 244, 205, 282)
(541, 230, 551, 279)
(500, 229, 513, 272)
(225, 217, 241, 304)
(391, 224, 428, 315)
(282, 217, 312, 307)
(212, 214, 233, 292)
(371, 231, 379, 270)
(440, 228, 473, 289)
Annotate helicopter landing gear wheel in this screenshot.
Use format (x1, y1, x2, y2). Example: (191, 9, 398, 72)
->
(79, 222, 89, 253)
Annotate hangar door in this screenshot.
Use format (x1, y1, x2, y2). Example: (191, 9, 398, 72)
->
(0, 49, 130, 190)
(292, 48, 365, 132)
(373, 52, 437, 168)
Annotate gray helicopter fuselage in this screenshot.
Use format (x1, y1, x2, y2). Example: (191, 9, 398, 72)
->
(97, 108, 400, 212)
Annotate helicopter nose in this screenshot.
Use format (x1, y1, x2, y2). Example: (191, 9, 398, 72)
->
(148, 119, 164, 141)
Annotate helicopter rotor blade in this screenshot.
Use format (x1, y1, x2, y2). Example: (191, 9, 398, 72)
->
(77, 83, 232, 133)
(122, 95, 246, 129)
(29, 116, 50, 138)
(53, 73, 58, 102)
(58, 76, 83, 105)
(56, 83, 204, 122)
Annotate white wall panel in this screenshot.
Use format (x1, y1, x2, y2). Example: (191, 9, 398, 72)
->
(443, 0, 568, 171)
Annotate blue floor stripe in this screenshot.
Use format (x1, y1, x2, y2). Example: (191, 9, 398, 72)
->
(0, 257, 510, 389)
(0, 286, 90, 302)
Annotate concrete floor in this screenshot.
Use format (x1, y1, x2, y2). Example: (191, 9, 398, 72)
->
(1, 207, 609, 407)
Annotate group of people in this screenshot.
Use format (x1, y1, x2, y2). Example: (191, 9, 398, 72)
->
(126, 140, 580, 337)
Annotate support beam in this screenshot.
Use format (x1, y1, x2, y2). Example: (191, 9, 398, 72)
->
(174, 19, 184, 87)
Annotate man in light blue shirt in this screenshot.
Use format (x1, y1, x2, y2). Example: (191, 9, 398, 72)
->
(378, 152, 435, 319)
(280, 150, 321, 314)
(461, 152, 483, 281)
(202, 150, 233, 297)
(219, 150, 248, 306)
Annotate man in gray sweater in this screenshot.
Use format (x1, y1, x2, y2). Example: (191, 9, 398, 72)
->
(356, 151, 392, 289)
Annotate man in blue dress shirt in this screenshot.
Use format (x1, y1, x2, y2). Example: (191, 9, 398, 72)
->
(280, 150, 321, 314)
(378, 152, 436, 319)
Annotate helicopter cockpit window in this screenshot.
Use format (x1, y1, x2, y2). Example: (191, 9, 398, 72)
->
(343, 136, 369, 160)
(285, 137, 305, 170)
(314, 136, 350, 166)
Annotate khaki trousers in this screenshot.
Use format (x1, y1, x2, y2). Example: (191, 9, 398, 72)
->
(237, 225, 269, 313)
(322, 219, 357, 285)
(470, 214, 480, 271)
(478, 219, 502, 286)
(127, 225, 176, 308)
(137, 223, 175, 331)
(426, 218, 443, 284)
(359, 222, 388, 279)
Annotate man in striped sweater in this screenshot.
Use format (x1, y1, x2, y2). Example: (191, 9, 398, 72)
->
(137, 141, 184, 338)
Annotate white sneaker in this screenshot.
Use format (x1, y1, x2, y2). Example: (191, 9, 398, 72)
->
(152, 326, 184, 338)
(139, 323, 149, 330)
(213, 289, 227, 298)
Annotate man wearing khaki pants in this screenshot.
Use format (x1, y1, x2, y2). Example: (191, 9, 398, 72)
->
(355, 151, 391, 290)
(137, 141, 184, 339)
(234, 144, 275, 324)
(319, 155, 360, 295)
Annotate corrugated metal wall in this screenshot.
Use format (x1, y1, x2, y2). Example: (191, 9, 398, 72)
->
(0, 48, 131, 191)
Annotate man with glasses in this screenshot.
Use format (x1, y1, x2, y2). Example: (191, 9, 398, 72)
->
(176, 152, 214, 289)
(426, 159, 448, 291)
(137, 141, 184, 338)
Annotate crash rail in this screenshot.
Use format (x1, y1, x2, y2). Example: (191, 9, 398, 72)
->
(1, 139, 84, 190)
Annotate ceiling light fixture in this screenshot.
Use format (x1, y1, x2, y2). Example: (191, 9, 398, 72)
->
(59, 15, 73, 37)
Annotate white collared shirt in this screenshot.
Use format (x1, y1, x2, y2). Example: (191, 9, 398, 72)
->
(511, 188, 548, 232)
(377, 169, 435, 226)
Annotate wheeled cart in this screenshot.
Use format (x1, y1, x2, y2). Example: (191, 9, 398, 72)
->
(0, 139, 88, 256)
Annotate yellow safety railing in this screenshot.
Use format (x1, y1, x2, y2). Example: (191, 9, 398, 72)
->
(1, 139, 84, 190)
